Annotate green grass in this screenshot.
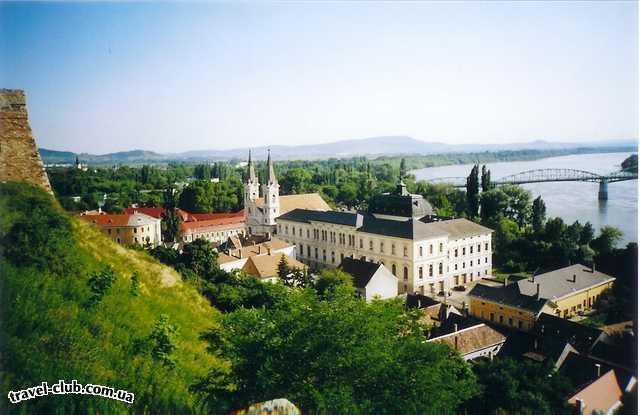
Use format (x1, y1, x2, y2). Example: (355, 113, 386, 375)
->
(0, 182, 223, 414)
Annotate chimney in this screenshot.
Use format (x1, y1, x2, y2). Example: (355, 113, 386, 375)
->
(571, 274, 577, 283)
(591, 263, 595, 273)
(454, 323, 458, 333)
(417, 297, 422, 309)
(258, 245, 262, 254)
(574, 399, 584, 415)
(238, 249, 243, 259)
(536, 283, 540, 299)
(595, 363, 601, 378)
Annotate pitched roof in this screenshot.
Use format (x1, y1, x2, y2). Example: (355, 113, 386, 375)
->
(517, 264, 615, 301)
(338, 257, 396, 289)
(217, 237, 292, 264)
(255, 193, 330, 215)
(277, 209, 362, 226)
(124, 207, 165, 219)
(535, 314, 604, 353)
(428, 323, 506, 355)
(468, 283, 548, 313)
(427, 218, 493, 239)
(559, 350, 635, 393)
(360, 216, 449, 240)
(81, 212, 159, 227)
(568, 369, 625, 414)
(241, 253, 305, 279)
(180, 215, 245, 233)
(469, 264, 615, 312)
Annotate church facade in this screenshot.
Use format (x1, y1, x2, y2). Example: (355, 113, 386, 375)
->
(244, 150, 330, 236)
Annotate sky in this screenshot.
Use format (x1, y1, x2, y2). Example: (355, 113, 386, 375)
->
(0, 1, 637, 154)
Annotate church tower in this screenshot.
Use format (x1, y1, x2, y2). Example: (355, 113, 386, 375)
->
(244, 150, 260, 232)
(262, 149, 280, 227)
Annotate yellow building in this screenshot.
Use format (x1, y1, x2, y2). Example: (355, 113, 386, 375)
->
(81, 212, 162, 247)
(468, 264, 615, 331)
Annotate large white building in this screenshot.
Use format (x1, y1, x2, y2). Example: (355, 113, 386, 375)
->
(276, 180, 493, 295)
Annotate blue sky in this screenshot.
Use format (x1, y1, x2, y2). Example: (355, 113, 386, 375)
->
(1, 1, 637, 154)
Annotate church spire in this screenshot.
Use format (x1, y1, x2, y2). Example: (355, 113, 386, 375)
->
(246, 150, 257, 182)
(266, 149, 277, 184)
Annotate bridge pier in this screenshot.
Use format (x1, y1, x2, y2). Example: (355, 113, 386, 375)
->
(598, 180, 608, 201)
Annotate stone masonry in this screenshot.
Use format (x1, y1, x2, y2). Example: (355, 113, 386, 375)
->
(0, 89, 52, 193)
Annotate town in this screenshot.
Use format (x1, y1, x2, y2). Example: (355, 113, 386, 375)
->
(1, 1, 637, 414)
(72, 146, 636, 414)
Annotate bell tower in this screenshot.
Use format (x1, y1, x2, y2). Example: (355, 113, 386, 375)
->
(262, 149, 280, 226)
(244, 150, 260, 232)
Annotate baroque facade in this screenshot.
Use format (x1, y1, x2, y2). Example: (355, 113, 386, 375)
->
(276, 180, 493, 295)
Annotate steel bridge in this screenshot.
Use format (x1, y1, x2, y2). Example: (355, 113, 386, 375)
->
(425, 168, 638, 200)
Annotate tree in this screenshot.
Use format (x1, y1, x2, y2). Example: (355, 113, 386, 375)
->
(543, 217, 566, 242)
(591, 226, 623, 256)
(621, 154, 637, 173)
(468, 358, 572, 414)
(481, 165, 491, 192)
(130, 271, 140, 296)
(161, 188, 182, 243)
(277, 255, 291, 284)
(501, 185, 532, 228)
(465, 164, 480, 218)
(531, 196, 546, 234)
(480, 189, 509, 225)
(315, 268, 354, 298)
(180, 239, 218, 279)
(337, 182, 358, 208)
(579, 222, 595, 245)
(195, 288, 479, 414)
(147, 314, 179, 368)
(399, 158, 407, 180)
(86, 265, 118, 307)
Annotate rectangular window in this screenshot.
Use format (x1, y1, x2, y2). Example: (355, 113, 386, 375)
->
(478, 244, 481, 252)
(470, 246, 474, 254)
(462, 247, 466, 255)
(419, 246, 423, 256)
(490, 313, 495, 322)
(429, 245, 433, 254)
(455, 249, 458, 257)
(369, 240, 373, 251)
(419, 267, 423, 279)
(439, 243, 443, 253)
(380, 242, 384, 253)
(485, 243, 489, 250)
(360, 239, 363, 249)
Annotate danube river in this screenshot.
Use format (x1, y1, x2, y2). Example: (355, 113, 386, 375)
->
(411, 152, 638, 245)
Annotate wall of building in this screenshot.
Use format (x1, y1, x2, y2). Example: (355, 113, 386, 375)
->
(277, 219, 493, 296)
(364, 268, 398, 301)
(103, 221, 162, 247)
(182, 225, 245, 244)
(549, 282, 614, 319)
(468, 296, 537, 331)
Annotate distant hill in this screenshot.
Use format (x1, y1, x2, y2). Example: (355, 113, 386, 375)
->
(40, 136, 638, 164)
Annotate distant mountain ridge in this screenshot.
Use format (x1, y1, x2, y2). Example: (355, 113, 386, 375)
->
(40, 136, 638, 164)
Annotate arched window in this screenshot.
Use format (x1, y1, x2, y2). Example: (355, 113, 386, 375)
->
(403, 267, 408, 280)
(419, 246, 423, 256)
(392, 264, 397, 276)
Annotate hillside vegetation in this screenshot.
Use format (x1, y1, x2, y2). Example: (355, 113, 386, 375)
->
(0, 182, 222, 414)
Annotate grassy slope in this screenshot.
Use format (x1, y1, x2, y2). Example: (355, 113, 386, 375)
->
(1, 183, 222, 413)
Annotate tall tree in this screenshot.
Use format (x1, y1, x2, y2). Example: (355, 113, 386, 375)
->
(531, 196, 546, 234)
(399, 158, 407, 180)
(465, 164, 480, 218)
(481, 165, 491, 192)
(161, 187, 182, 243)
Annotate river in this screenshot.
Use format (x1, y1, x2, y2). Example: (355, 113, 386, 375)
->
(411, 152, 638, 245)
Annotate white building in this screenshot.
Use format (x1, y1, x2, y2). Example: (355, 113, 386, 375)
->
(276, 181, 493, 295)
(339, 257, 398, 301)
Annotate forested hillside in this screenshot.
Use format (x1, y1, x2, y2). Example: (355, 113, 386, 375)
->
(0, 182, 222, 414)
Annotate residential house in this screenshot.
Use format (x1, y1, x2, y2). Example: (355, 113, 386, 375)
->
(81, 212, 162, 247)
(338, 257, 398, 301)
